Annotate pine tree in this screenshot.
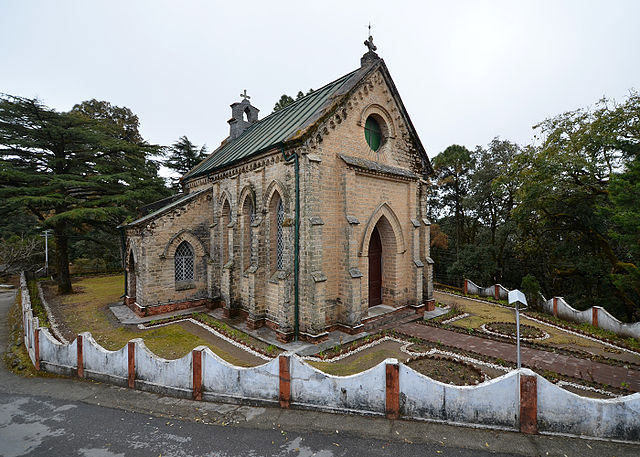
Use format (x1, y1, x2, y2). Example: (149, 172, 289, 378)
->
(0, 94, 169, 293)
(163, 136, 208, 188)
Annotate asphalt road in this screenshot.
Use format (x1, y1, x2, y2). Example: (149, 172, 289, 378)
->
(1, 288, 637, 457)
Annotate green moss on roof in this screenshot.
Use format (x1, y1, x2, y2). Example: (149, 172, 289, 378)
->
(183, 67, 363, 180)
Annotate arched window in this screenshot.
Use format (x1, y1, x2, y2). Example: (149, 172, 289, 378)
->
(276, 198, 284, 270)
(269, 193, 285, 273)
(242, 197, 255, 270)
(221, 199, 231, 263)
(174, 241, 195, 283)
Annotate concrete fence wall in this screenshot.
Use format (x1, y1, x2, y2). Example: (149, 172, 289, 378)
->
(464, 279, 640, 339)
(18, 273, 640, 442)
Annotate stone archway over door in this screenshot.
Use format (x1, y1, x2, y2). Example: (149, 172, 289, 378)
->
(368, 226, 382, 307)
(127, 250, 136, 301)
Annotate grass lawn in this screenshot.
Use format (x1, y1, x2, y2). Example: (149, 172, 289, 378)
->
(309, 340, 407, 376)
(44, 274, 265, 365)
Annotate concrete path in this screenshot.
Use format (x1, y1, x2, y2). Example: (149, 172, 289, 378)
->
(1, 288, 638, 456)
(397, 322, 640, 391)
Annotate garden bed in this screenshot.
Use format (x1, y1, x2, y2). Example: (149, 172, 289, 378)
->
(407, 355, 484, 385)
(140, 312, 281, 358)
(484, 321, 548, 340)
(524, 311, 640, 353)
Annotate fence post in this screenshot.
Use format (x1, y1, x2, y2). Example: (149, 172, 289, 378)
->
(34, 328, 40, 371)
(520, 374, 538, 434)
(279, 355, 291, 409)
(192, 349, 203, 401)
(77, 335, 84, 378)
(592, 307, 599, 327)
(552, 297, 558, 317)
(494, 285, 500, 300)
(463, 279, 468, 295)
(128, 341, 136, 389)
(385, 359, 400, 420)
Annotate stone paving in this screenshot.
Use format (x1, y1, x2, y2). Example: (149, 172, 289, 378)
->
(397, 322, 640, 391)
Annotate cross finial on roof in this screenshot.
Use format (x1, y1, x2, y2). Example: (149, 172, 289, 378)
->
(240, 89, 251, 101)
(364, 23, 377, 53)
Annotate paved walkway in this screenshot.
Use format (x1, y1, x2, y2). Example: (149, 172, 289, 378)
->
(397, 322, 640, 391)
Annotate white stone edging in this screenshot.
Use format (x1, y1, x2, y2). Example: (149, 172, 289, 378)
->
(480, 323, 550, 342)
(521, 313, 638, 356)
(36, 282, 69, 344)
(437, 290, 637, 356)
(441, 312, 470, 325)
(140, 318, 271, 361)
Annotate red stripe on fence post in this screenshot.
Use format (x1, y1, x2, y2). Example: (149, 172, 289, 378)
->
(192, 350, 203, 401)
(463, 279, 468, 295)
(592, 307, 599, 327)
(553, 297, 558, 317)
(385, 361, 400, 420)
(279, 355, 291, 409)
(34, 328, 40, 371)
(128, 341, 136, 389)
(494, 285, 500, 300)
(520, 375, 538, 434)
(77, 335, 84, 378)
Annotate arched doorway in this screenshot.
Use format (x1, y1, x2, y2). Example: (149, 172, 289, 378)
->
(127, 250, 136, 301)
(368, 226, 382, 307)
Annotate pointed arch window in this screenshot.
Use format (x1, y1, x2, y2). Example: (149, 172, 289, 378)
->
(276, 198, 285, 270)
(175, 241, 195, 283)
(242, 197, 255, 270)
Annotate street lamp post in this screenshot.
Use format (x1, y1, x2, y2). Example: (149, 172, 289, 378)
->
(508, 289, 528, 369)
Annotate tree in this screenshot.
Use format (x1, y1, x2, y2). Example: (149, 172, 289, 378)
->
(163, 136, 208, 188)
(0, 235, 42, 274)
(0, 94, 169, 293)
(431, 145, 475, 259)
(273, 89, 314, 112)
(513, 93, 640, 320)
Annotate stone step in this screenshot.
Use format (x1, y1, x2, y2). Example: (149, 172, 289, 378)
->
(362, 307, 419, 332)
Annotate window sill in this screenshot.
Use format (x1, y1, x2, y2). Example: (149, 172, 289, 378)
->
(175, 281, 195, 291)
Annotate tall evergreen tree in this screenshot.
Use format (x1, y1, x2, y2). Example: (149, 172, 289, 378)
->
(163, 136, 208, 188)
(0, 94, 169, 293)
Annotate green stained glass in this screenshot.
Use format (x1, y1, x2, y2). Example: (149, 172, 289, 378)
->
(364, 116, 382, 151)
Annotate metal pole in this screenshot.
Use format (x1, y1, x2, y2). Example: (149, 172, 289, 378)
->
(516, 301, 521, 369)
(41, 230, 50, 275)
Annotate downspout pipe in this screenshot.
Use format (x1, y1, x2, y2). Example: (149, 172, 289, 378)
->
(279, 143, 300, 341)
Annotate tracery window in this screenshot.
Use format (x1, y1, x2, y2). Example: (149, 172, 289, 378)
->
(242, 198, 255, 270)
(276, 197, 284, 270)
(174, 241, 195, 283)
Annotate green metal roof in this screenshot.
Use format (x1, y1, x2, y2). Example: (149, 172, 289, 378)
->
(183, 67, 364, 180)
(120, 188, 207, 228)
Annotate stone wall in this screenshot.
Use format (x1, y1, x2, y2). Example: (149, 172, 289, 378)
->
(125, 190, 213, 314)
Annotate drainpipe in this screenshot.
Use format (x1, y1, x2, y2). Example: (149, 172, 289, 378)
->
(279, 143, 300, 341)
(119, 227, 128, 299)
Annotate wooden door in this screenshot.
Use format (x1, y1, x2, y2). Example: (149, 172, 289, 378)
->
(368, 227, 382, 307)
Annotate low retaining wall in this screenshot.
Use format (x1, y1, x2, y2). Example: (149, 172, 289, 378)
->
(464, 279, 640, 340)
(17, 273, 640, 442)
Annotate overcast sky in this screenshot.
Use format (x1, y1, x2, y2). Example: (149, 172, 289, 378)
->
(2, 0, 639, 175)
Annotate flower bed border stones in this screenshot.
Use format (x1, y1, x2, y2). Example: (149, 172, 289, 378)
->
(36, 282, 68, 343)
(140, 314, 275, 360)
(419, 317, 640, 371)
(523, 312, 640, 355)
(435, 289, 640, 358)
(482, 322, 550, 341)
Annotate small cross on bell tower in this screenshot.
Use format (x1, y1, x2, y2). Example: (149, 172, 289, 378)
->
(228, 89, 260, 139)
(361, 23, 380, 67)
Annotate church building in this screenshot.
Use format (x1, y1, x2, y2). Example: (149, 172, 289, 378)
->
(121, 37, 435, 343)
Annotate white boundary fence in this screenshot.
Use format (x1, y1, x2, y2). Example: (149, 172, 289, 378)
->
(18, 273, 640, 442)
(464, 279, 640, 340)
